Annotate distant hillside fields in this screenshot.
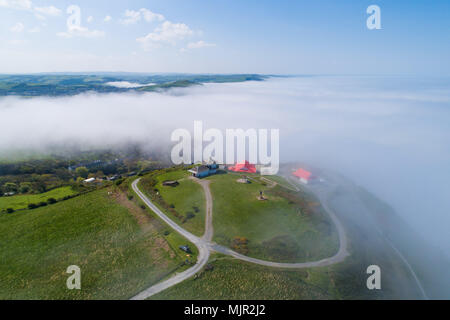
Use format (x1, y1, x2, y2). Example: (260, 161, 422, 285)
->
(0, 186, 188, 299)
(0, 74, 268, 97)
(0, 186, 77, 211)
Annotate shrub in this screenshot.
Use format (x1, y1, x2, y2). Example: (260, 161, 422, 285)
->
(127, 194, 134, 201)
(6, 208, 14, 214)
(38, 202, 47, 207)
(28, 203, 38, 210)
(169, 204, 175, 209)
(186, 212, 195, 220)
(47, 198, 57, 204)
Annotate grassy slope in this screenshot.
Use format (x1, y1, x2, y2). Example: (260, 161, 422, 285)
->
(207, 173, 338, 263)
(152, 238, 421, 300)
(151, 173, 424, 300)
(262, 175, 298, 191)
(0, 186, 187, 299)
(152, 254, 336, 300)
(0, 186, 77, 211)
(142, 170, 206, 237)
(151, 189, 424, 300)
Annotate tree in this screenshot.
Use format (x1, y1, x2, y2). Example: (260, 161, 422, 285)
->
(3, 182, 17, 193)
(75, 167, 89, 179)
(19, 182, 32, 194)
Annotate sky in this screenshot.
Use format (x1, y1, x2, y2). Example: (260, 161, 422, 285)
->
(1, 0, 449, 74)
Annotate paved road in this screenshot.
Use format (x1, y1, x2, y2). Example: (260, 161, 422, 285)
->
(189, 177, 214, 242)
(130, 179, 210, 300)
(130, 175, 349, 299)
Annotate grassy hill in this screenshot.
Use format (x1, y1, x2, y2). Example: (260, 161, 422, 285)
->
(0, 74, 268, 97)
(139, 169, 206, 237)
(0, 186, 77, 211)
(151, 245, 421, 300)
(150, 176, 425, 300)
(206, 172, 339, 263)
(0, 182, 192, 299)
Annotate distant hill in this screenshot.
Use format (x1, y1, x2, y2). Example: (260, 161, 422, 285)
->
(0, 73, 268, 97)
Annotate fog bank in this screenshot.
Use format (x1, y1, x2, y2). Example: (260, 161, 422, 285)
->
(0, 76, 449, 256)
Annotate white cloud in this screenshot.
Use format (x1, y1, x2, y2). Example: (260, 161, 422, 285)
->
(121, 8, 164, 25)
(57, 25, 105, 39)
(137, 21, 194, 49)
(10, 22, 24, 33)
(9, 39, 26, 45)
(104, 15, 112, 22)
(105, 81, 156, 88)
(140, 8, 165, 22)
(186, 40, 216, 49)
(34, 13, 46, 21)
(28, 26, 40, 33)
(1, 1, 62, 23)
(0, 0, 32, 10)
(121, 9, 141, 25)
(87, 16, 94, 23)
(34, 5, 61, 16)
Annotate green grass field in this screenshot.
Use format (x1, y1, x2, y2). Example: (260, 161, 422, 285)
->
(0, 186, 189, 299)
(150, 246, 421, 300)
(206, 172, 339, 263)
(261, 175, 298, 191)
(151, 253, 338, 300)
(0, 186, 77, 211)
(140, 170, 206, 237)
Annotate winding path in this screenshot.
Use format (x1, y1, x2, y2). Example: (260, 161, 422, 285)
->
(130, 179, 210, 300)
(130, 176, 349, 300)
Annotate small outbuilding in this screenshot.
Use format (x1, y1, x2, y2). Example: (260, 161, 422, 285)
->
(83, 178, 96, 183)
(292, 168, 314, 184)
(228, 161, 257, 173)
(188, 162, 218, 178)
(163, 180, 179, 187)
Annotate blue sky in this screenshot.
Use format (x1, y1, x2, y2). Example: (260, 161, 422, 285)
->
(1, 0, 449, 74)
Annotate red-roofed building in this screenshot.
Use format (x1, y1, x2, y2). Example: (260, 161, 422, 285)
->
(228, 161, 257, 173)
(293, 168, 314, 184)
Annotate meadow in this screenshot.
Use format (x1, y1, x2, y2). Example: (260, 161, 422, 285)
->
(0, 186, 77, 211)
(139, 169, 206, 237)
(0, 185, 189, 299)
(206, 172, 339, 263)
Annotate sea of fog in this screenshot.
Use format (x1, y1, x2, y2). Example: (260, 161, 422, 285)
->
(0, 75, 449, 256)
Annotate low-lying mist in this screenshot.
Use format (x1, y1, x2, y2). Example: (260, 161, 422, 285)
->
(1, 75, 449, 257)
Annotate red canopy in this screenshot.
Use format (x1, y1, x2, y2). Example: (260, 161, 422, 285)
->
(228, 161, 257, 173)
(293, 168, 312, 181)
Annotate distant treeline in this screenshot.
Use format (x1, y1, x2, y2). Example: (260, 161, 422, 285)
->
(0, 74, 267, 97)
(0, 149, 164, 196)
